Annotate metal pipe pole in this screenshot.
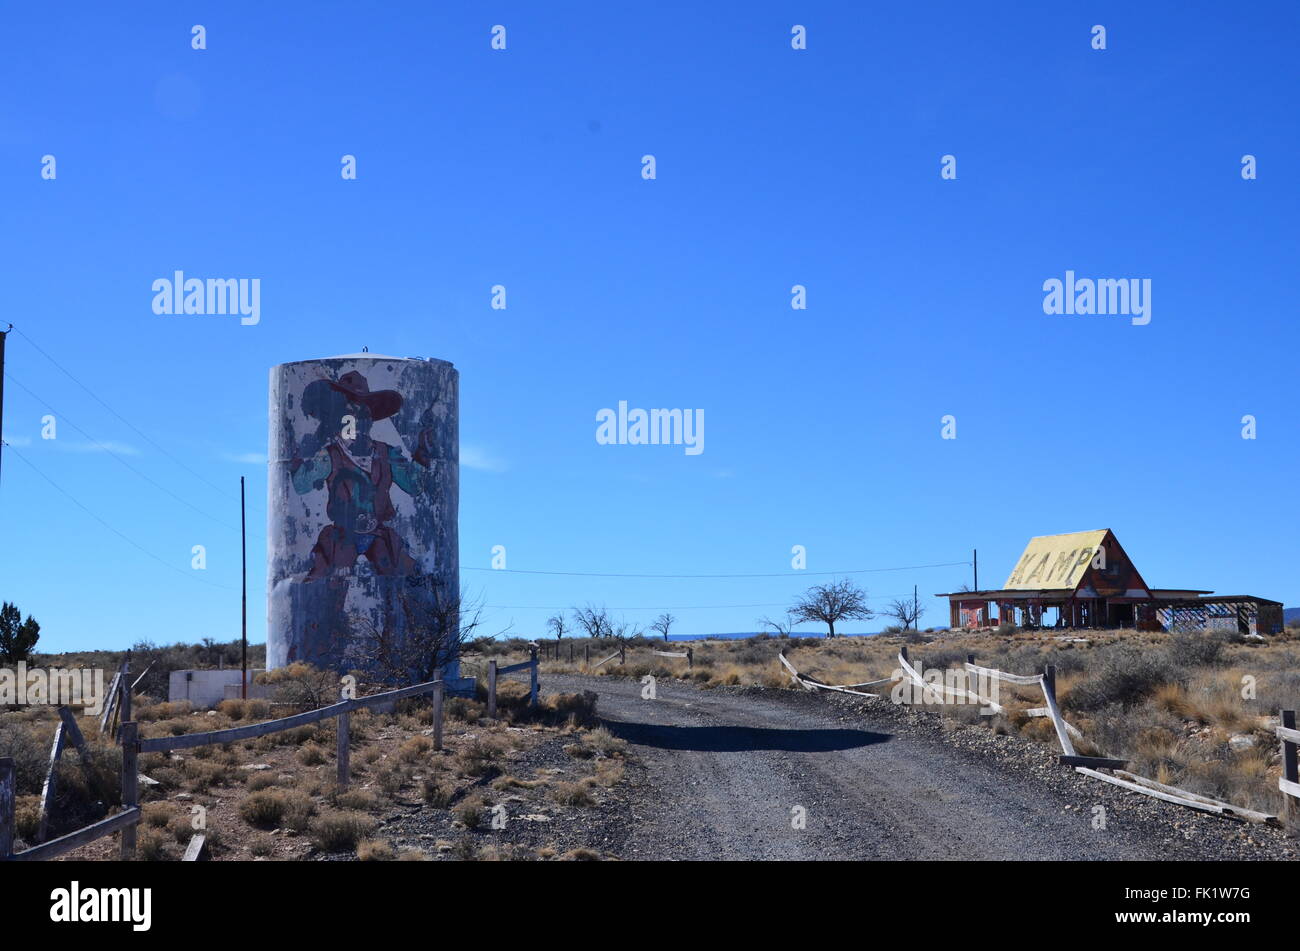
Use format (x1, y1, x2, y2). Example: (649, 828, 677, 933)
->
(241, 476, 247, 700)
(0, 326, 9, 486)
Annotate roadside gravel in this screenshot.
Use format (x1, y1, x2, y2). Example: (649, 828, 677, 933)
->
(533, 673, 1299, 861)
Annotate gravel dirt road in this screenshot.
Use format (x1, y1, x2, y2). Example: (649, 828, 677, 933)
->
(530, 672, 1298, 861)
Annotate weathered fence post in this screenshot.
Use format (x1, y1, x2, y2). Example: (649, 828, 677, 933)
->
(619, 643, 626, 666)
(687, 647, 693, 670)
(58, 706, 89, 758)
(568, 643, 574, 663)
(0, 757, 15, 859)
(584, 645, 590, 666)
(120, 721, 138, 861)
(487, 660, 498, 719)
(336, 710, 350, 788)
(120, 651, 131, 726)
(37, 720, 67, 843)
(1043, 664, 1056, 699)
(967, 653, 976, 695)
(431, 682, 444, 751)
(1283, 710, 1299, 830)
(529, 644, 539, 708)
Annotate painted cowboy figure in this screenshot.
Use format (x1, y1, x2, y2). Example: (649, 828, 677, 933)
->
(290, 370, 436, 579)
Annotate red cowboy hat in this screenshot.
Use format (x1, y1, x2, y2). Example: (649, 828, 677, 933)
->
(326, 370, 403, 421)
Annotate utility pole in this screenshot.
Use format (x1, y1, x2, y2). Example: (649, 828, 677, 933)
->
(240, 476, 248, 700)
(913, 584, 918, 631)
(973, 548, 978, 592)
(0, 324, 10, 485)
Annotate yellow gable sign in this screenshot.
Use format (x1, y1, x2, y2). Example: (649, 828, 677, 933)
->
(1003, 530, 1109, 591)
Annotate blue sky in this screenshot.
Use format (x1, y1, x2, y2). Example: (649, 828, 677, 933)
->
(2, 2, 1297, 653)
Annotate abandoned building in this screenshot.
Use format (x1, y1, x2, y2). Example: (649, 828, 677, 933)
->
(936, 529, 1284, 635)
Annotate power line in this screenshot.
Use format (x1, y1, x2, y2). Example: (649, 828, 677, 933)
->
(464, 560, 970, 579)
(5, 370, 235, 531)
(3, 439, 234, 591)
(9, 325, 236, 499)
(483, 594, 921, 611)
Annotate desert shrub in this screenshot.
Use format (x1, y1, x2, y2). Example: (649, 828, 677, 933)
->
(456, 736, 506, 777)
(1165, 631, 1228, 668)
(246, 772, 278, 791)
(446, 697, 484, 723)
(310, 811, 376, 852)
(183, 759, 236, 792)
(14, 796, 41, 841)
(453, 795, 485, 829)
(135, 700, 193, 722)
(357, 838, 396, 861)
(216, 699, 247, 720)
(239, 789, 316, 830)
(1066, 646, 1176, 711)
(0, 721, 50, 794)
(547, 691, 598, 727)
(142, 802, 173, 828)
(916, 647, 968, 671)
(582, 727, 625, 758)
(550, 782, 595, 807)
(330, 788, 378, 811)
(258, 663, 338, 708)
(246, 699, 271, 719)
(422, 778, 455, 807)
(298, 744, 327, 766)
(137, 828, 172, 861)
(398, 735, 433, 763)
(377, 767, 405, 797)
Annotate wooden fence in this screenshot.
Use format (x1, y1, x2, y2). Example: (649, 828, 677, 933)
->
(0, 675, 449, 862)
(650, 647, 694, 668)
(486, 645, 538, 719)
(959, 651, 1279, 825)
(1279, 710, 1299, 826)
(779, 647, 1286, 827)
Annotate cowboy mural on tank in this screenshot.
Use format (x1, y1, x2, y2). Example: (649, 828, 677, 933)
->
(290, 370, 437, 579)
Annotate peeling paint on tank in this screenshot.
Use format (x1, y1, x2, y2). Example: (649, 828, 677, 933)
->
(267, 354, 459, 676)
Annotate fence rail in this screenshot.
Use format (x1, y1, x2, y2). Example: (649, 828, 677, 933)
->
(1280, 711, 1300, 809)
(777, 652, 890, 697)
(2, 673, 456, 862)
(487, 645, 539, 719)
(785, 648, 1286, 828)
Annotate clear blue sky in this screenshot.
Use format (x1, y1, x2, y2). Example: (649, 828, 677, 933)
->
(2, 2, 1296, 653)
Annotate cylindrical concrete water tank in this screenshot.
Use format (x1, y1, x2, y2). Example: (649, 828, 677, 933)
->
(267, 353, 459, 678)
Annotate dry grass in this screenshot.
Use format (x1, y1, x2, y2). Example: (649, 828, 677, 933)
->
(486, 626, 1300, 818)
(310, 811, 376, 852)
(239, 789, 317, 830)
(453, 794, 487, 830)
(357, 838, 396, 861)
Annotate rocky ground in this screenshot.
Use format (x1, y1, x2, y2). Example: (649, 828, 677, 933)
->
(528, 672, 1299, 861)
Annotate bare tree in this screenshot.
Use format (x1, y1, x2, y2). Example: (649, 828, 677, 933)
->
(789, 579, 873, 638)
(884, 598, 926, 630)
(757, 611, 796, 637)
(650, 612, 676, 642)
(346, 587, 491, 685)
(572, 603, 612, 639)
(546, 613, 568, 640)
(572, 603, 641, 643)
